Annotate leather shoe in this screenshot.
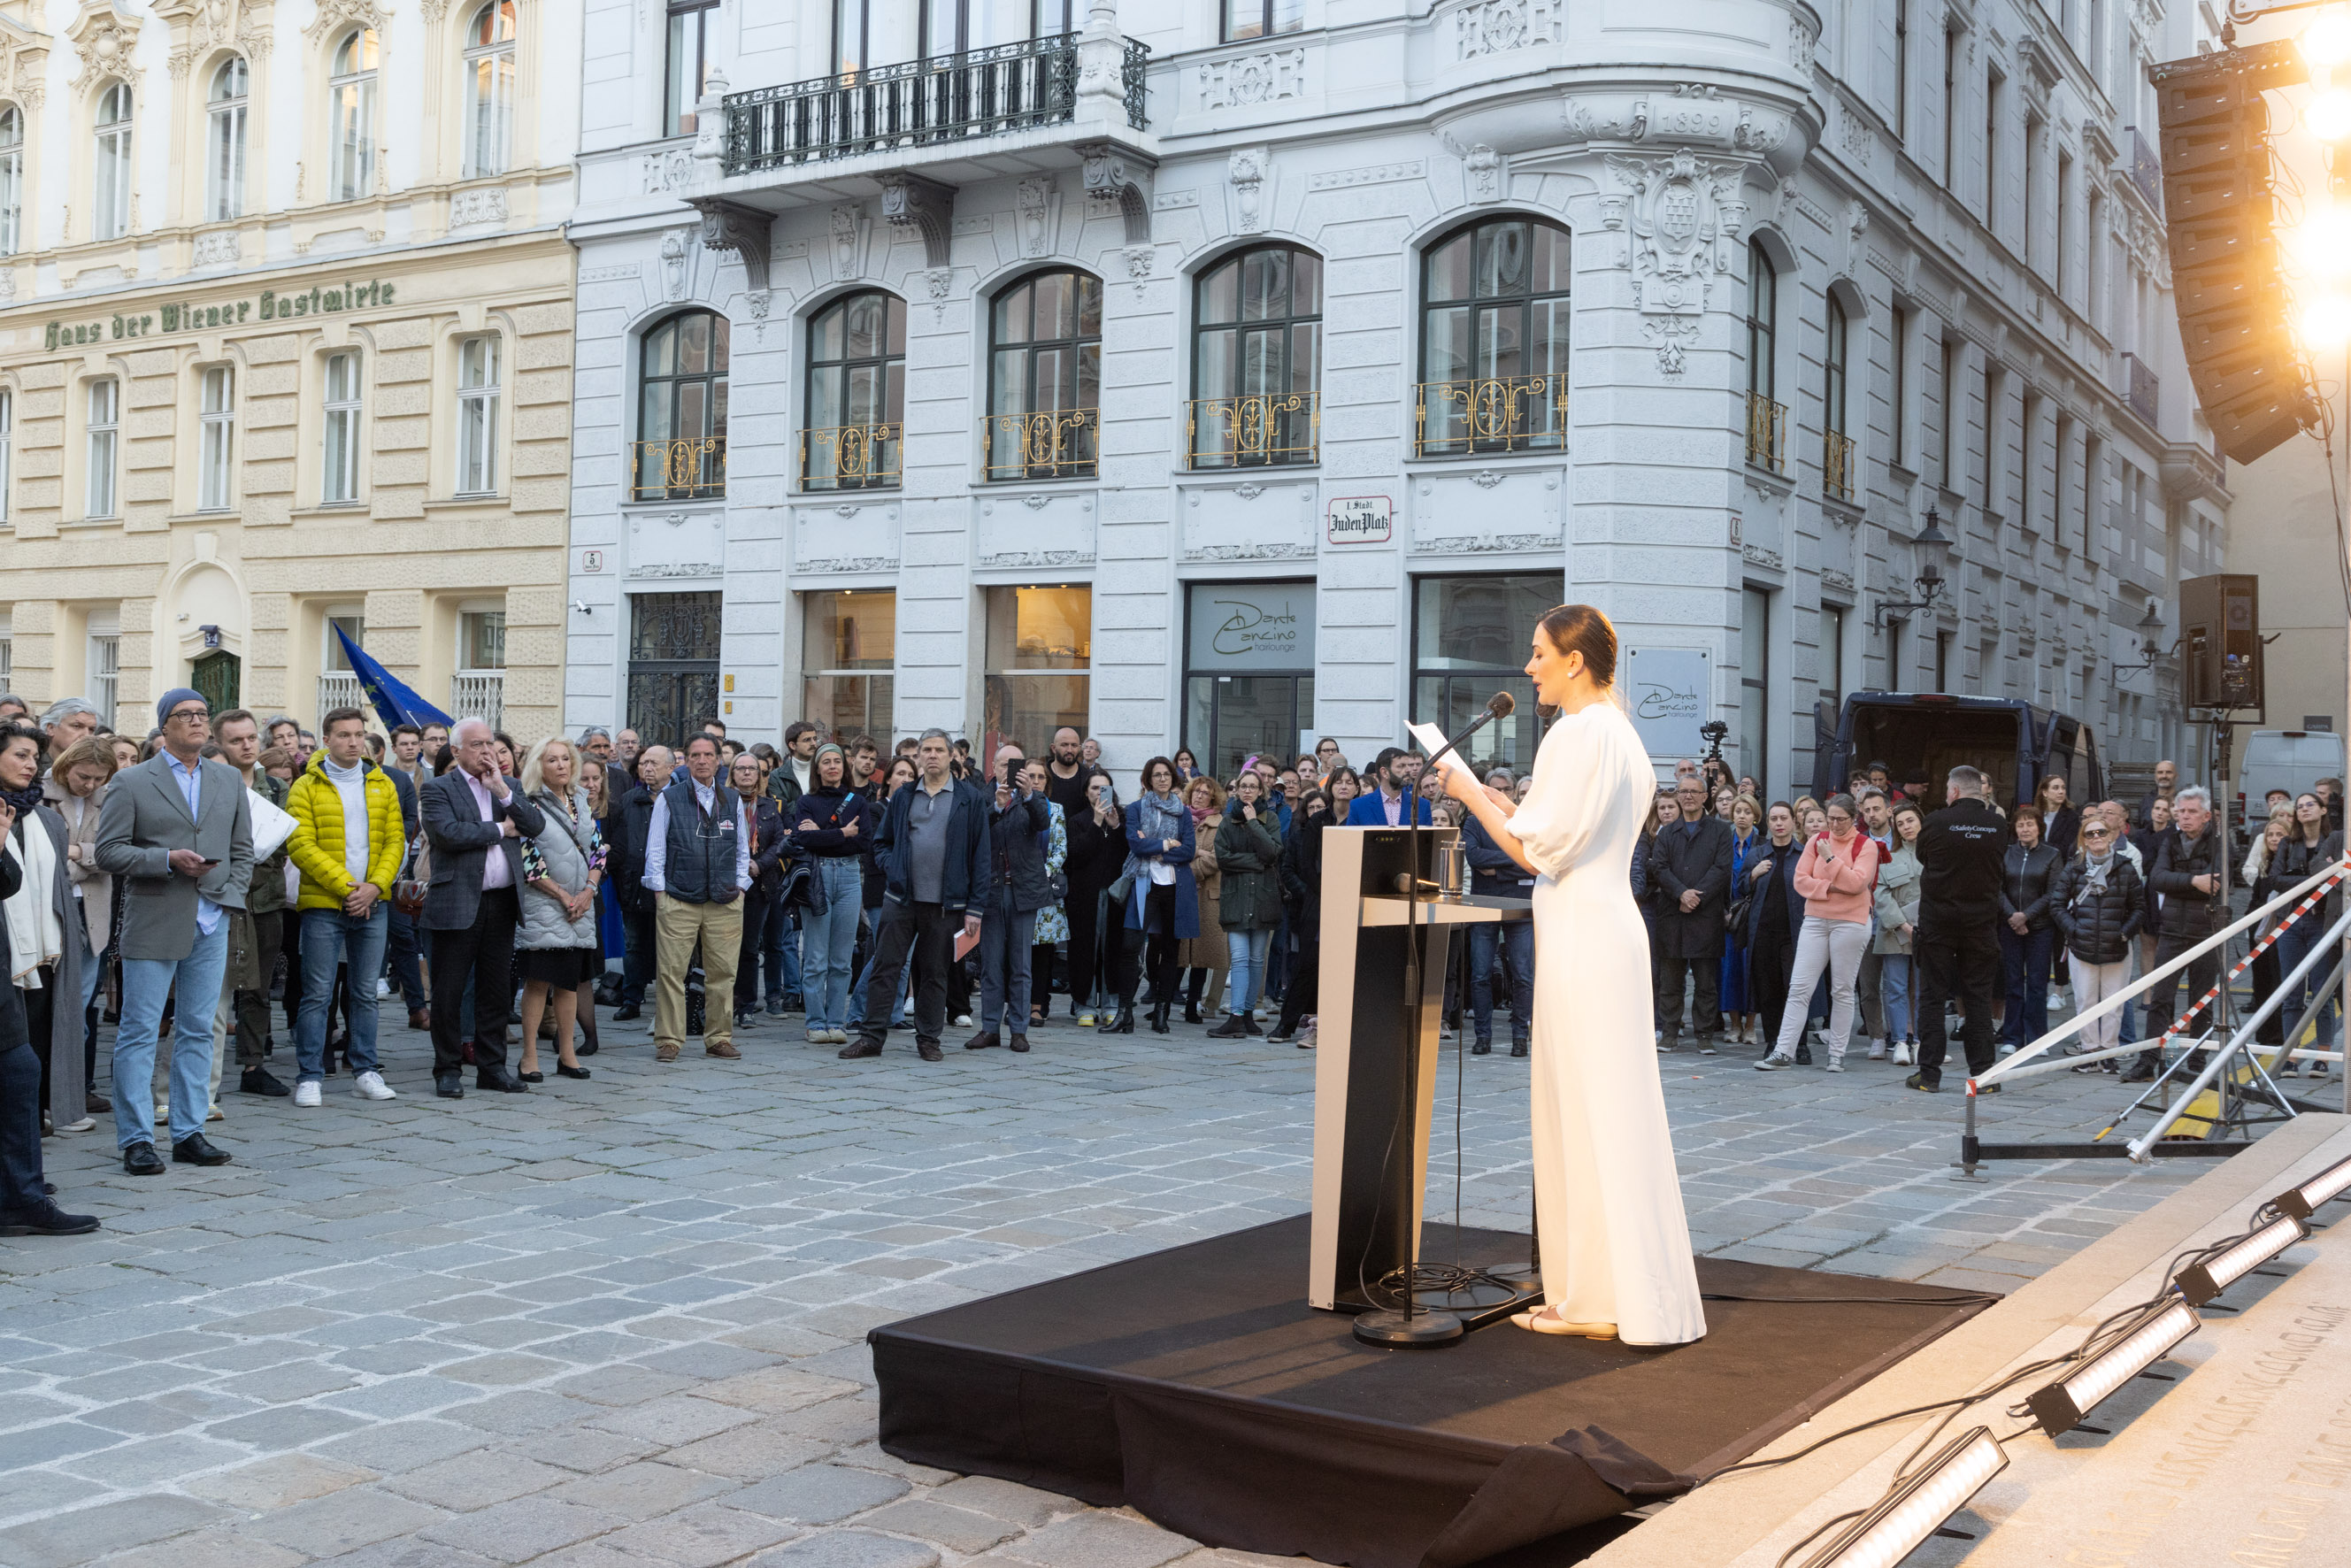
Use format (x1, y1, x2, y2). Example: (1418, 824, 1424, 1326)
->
(917, 1039, 944, 1062)
(121, 1141, 166, 1176)
(611, 1003, 642, 1021)
(1009, 1034, 1030, 1054)
(0, 1201, 100, 1236)
(241, 1066, 291, 1097)
(837, 1036, 884, 1059)
(434, 1072, 465, 1099)
(476, 1067, 529, 1093)
(964, 1030, 1002, 1051)
(173, 1134, 233, 1166)
(409, 1008, 431, 1031)
(86, 1091, 111, 1114)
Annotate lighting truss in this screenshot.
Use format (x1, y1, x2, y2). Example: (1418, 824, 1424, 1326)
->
(1794, 1427, 2008, 1568)
(2026, 1299, 2201, 1437)
(2177, 1214, 2308, 1306)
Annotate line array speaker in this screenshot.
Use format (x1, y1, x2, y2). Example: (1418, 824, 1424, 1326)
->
(2153, 42, 2318, 465)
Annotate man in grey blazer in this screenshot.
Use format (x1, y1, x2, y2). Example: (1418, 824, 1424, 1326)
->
(95, 688, 254, 1174)
(420, 717, 545, 1099)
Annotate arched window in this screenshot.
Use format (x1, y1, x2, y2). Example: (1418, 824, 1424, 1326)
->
(1823, 292, 1854, 498)
(329, 29, 379, 202)
(1745, 241, 1784, 471)
(206, 58, 249, 222)
(463, 2, 516, 180)
(986, 268, 1101, 481)
(1189, 244, 1321, 469)
(93, 84, 132, 241)
(803, 290, 904, 492)
(0, 105, 22, 256)
(635, 311, 729, 501)
(1416, 216, 1570, 457)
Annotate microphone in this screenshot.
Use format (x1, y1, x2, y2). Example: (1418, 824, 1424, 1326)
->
(1425, 690, 1515, 776)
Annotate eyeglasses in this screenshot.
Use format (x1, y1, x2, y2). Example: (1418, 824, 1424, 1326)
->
(166, 707, 210, 722)
(2083, 827, 2113, 839)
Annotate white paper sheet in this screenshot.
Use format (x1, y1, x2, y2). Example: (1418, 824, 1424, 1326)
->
(1406, 720, 1469, 780)
(247, 788, 297, 861)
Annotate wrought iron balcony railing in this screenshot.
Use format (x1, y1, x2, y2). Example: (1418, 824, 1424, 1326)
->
(802, 422, 903, 490)
(1745, 391, 1788, 473)
(2122, 351, 2159, 428)
(2125, 127, 2163, 211)
(1413, 375, 1567, 457)
(1822, 427, 1857, 501)
(632, 437, 726, 502)
(1187, 392, 1319, 469)
(984, 407, 1098, 481)
(450, 672, 504, 731)
(723, 35, 1147, 174)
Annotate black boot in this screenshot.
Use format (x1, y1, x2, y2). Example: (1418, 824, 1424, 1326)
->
(1184, 999, 1203, 1026)
(1110, 1003, 1136, 1034)
(1150, 1001, 1172, 1034)
(1206, 1014, 1248, 1039)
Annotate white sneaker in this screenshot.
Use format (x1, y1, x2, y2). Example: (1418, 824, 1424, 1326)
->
(153, 1104, 168, 1126)
(353, 1070, 396, 1101)
(293, 1080, 323, 1108)
(376, 978, 392, 998)
(1754, 1054, 1795, 1071)
(1866, 1038, 1886, 1060)
(58, 1117, 95, 1133)
(1894, 1041, 1915, 1066)
(954, 1014, 973, 1028)
(208, 1103, 225, 1121)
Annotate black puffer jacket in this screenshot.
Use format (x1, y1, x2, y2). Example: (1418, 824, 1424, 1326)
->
(2152, 826, 2226, 942)
(612, 784, 661, 914)
(2271, 829, 2346, 924)
(1999, 842, 2062, 932)
(2049, 854, 2147, 965)
(1279, 800, 1330, 926)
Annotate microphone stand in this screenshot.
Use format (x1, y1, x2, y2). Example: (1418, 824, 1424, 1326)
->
(1354, 697, 1509, 1349)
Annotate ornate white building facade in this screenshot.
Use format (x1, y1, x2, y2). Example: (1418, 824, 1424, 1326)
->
(564, 0, 2224, 791)
(0, 0, 580, 739)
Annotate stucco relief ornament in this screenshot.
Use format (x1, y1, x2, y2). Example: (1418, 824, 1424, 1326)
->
(1229, 146, 1269, 234)
(68, 4, 143, 92)
(1562, 94, 1648, 145)
(302, 0, 389, 49)
(924, 267, 954, 325)
(1016, 178, 1052, 258)
(1606, 148, 1737, 315)
(1123, 244, 1153, 300)
(830, 204, 863, 280)
(1641, 315, 1700, 377)
(1464, 144, 1502, 204)
(660, 230, 688, 300)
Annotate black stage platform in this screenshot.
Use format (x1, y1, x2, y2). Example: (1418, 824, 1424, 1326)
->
(872, 1215, 1994, 1568)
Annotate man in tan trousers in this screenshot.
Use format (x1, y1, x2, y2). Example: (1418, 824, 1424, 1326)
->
(642, 734, 749, 1063)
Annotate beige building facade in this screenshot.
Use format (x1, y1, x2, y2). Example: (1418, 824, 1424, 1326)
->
(0, 0, 580, 737)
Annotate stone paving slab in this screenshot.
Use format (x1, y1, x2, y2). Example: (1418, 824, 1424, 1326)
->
(0, 1001, 2241, 1564)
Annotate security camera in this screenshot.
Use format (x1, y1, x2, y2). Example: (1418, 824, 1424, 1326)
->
(571, 600, 593, 614)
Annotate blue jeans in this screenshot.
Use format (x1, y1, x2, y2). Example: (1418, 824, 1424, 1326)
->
(384, 903, 426, 1011)
(1879, 953, 1914, 1040)
(1468, 919, 1535, 1048)
(114, 919, 228, 1149)
(799, 859, 864, 1031)
(1999, 925, 2054, 1045)
(978, 890, 1038, 1034)
(296, 905, 388, 1082)
(2277, 919, 2342, 1047)
(1225, 926, 1273, 1017)
(764, 888, 800, 1005)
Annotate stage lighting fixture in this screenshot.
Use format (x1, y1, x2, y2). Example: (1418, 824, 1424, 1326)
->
(2301, 291, 2351, 346)
(2312, 90, 2351, 140)
(2272, 1154, 2351, 1221)
(2025, 1300, 2199, 1438)
(2304, 10, 2351, 69)
(2177, 1214, 2308, 1307)
(1794, 1427, 2008, 1568)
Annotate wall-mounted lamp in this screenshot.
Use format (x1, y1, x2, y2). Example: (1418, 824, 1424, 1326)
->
(2112, 599, 2172, 677)
(1871, 506, 1953, 630)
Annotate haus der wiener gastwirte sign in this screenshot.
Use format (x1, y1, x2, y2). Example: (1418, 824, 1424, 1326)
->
(42, 274, 398, 350)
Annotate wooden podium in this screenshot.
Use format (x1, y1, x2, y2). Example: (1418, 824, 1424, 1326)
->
(1306, 825, 1535, 1325)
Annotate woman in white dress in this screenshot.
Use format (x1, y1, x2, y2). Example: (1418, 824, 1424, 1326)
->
(1438, 604, 1707, 1347)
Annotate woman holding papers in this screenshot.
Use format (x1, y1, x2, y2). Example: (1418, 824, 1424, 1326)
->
(1434, 604, 1706, 1347)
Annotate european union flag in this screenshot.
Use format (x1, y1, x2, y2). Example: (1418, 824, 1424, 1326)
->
(333, 625, 454, 731)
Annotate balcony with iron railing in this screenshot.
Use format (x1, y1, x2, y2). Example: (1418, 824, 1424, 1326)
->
(632, 438, 726, 503)
(1187, 392, 1319, 469)
(2124, 127, 2163, 211)
(317, 673, 362, 719)
(802, 423, 903, 491)
(984, 408, 1099, 481)
(720, 34, 1149, 178)
(1745, 392, 1788, 474)
(1822, 427, 1857, 501)
(1412, 377, 1567, 458)
(2122, 351, 2159, 429)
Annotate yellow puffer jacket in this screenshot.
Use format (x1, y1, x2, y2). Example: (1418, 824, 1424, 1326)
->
(286, 752, 407, 911)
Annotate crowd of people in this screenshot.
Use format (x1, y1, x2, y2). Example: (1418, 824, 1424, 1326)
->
(1634, 753, 2347, 1093)
(4, 676, 2344, 1242)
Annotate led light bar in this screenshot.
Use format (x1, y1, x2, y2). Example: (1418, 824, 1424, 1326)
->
(2177, 1214, 2308, 1306)
(2026, 1299, 2199, 1437)
(2272, 1155, 2351, 1221)
(1795, 1427, 2008, 1568)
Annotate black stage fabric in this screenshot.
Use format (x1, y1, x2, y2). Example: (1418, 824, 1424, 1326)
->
(872, 1214, 1994, 1568)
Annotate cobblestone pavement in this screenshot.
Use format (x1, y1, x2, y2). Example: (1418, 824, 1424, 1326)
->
(0, 997, 2238, 1567)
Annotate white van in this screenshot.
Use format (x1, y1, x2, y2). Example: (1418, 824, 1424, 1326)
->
(2236, 729, 2346, 843)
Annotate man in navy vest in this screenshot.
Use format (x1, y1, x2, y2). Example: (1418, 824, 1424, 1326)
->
(643, 734, 751, 1064)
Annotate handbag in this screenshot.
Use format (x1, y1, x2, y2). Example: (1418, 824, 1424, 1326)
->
(391, 840, 426, 918)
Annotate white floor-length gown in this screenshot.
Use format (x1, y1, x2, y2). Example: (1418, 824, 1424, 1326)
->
(1504, 699, 1707, 1346)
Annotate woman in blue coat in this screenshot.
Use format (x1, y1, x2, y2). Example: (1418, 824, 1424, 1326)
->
(1119, 756, 1197, 1035)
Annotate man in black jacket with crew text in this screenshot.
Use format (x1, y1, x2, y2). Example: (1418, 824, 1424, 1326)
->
(1909, 765, 2010, 1092)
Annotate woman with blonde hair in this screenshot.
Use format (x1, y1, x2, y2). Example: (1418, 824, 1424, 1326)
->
(513, 737, 601, 1081)
(1178, 773, 1229, 1024)
(42, 735, 117, 1116)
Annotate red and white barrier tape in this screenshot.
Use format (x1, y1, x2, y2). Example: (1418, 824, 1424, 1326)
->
(2154, 870, 2347, 1050)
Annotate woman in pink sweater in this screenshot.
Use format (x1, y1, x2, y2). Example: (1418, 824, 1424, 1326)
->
(1756, 794, 1883, 1072)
